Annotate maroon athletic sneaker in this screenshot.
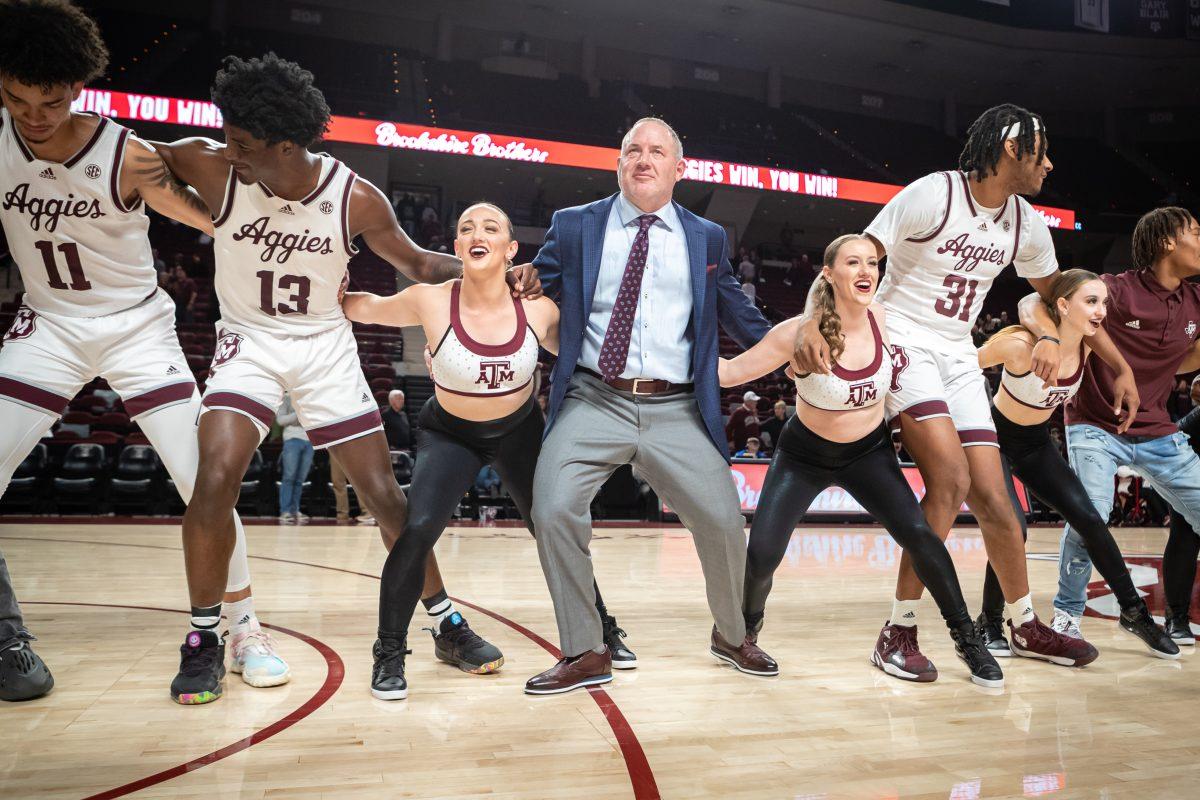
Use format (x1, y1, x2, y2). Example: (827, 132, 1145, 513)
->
(871, 622, 938, 682)
(1007, 617, 1099, 667)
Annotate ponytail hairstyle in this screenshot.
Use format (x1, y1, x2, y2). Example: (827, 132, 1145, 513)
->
(986, 268, 1100, 344)
(813, 233, 873, 364)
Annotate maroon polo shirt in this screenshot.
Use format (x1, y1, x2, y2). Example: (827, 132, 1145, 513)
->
(1066, 269, 1200, 437)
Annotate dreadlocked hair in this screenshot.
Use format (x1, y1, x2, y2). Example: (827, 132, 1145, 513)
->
(811, 234, 873, 365)
(959, 103, 1046, 182)
(0, 0, 108, 89)
(1132, 206, 1195, 270)
(210, 53, 331, 147)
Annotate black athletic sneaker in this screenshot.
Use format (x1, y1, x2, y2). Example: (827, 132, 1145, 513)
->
(170, 629, 225, 705)
(371, 635, 410, 700)
(0, 639, 54, 701)
(974, 612, 1011, 658)
(951, 625, 1005, 688)
(1164, 607, 1196, 646)
(1119, 605, 1180, 660)
(429, 612, 504, 674)
(602, 614, 637, 670)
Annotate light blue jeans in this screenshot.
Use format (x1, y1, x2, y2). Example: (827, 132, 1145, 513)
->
(279, 437, 314, 516)
(1055, 423, 1200, 616)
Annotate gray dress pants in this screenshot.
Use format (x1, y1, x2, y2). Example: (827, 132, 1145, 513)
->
(532, 372, 748, 657)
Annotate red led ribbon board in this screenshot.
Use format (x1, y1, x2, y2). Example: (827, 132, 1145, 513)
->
(71, 88, 1076, 229)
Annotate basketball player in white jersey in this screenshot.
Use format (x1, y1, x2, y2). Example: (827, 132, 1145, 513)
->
(0, 0, 286, 703)
(795, 104, 1139, 679)
(153, 54, 541, 703)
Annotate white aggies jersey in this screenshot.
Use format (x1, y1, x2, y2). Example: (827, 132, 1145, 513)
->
(211, 154, 357, 335)
(0, 109, 154, 317)
(865, 170, 1058, 351)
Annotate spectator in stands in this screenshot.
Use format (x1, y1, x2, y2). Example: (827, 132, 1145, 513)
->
(381, 389, 412, 451)
(167, 264, 196, 325)
(780, 222, 794, 256)
(982, 312, 999, 335)
(971, 319, 987, 348)
(783, 257, 798, 287)
(741, 281, 756, 303)
(475, 465, 502, 497)
(759, 399, 788, 450)
(726, 390, 761, 452)
(276, 396, 313, 524)
(738, 249, 756, 284)
(734, 436, 766, 459)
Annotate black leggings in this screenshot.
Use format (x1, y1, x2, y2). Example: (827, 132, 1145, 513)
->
(981, 407, 1140, 617)
(745, 416, 972, 631)
(377, 396, 608, 637)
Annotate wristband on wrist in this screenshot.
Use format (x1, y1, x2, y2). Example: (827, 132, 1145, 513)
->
(1037, 335, 1061, 345)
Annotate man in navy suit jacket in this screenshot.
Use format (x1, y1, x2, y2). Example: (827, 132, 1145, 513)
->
(524, 118, 777, 696)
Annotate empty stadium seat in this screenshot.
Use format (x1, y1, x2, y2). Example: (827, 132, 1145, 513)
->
(109, 445, 163, 514)
(53, 443, 107, 512)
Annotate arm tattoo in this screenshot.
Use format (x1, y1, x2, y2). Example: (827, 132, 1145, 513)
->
(130, 151, 209, 215)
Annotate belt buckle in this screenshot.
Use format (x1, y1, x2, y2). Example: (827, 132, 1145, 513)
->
(631, 378, 654, 396)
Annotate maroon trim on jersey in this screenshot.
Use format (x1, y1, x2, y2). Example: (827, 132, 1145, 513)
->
(301, 161, 340, 205)
(958, 171, 977, 217)
(831, 310, 884, 381)
(958, 428, 999, 446)
(340, 171, 358, 256)
(899, 399, 951, 421)
(257, 182, 275, 198)
(10, 119, 37, 162)
(202, 391, 275, 429)
(992, 196, 1010, 224)
(449, 279, 528, 356)
(109, 126, 134, 213)
(213, 168, 238, 227)
(1008, 200, 1023, 265)
(306, 408, 383, 448)
(434, 378, 533, 398)
(64, 116, 109, 168)
(906, 171, 952, 244)
(0, 376, 70, 415)
(123, 380, 196, 419)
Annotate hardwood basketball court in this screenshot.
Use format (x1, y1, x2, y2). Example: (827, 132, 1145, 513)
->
(2, 521, 1196, 799)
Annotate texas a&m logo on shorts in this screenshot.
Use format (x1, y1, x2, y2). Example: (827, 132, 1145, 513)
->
(211, 330, 245, 368)
(889, 345, 910, 393)
(3, 308, 37, 342)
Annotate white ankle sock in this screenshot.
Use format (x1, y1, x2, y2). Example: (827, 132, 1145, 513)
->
(425, 596, 456, 627)
(1006, 594, 1036, 626)
(224, 596, 258, 638)
(891, 598, 920, 627)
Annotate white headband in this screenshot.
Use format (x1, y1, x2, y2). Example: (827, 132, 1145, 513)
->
(1000, 118, 1043, 140)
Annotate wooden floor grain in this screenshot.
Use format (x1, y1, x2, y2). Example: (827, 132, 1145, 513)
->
(1, 522, 1195, 799)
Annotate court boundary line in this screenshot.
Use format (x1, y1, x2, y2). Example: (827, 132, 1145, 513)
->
(3, 534, 662, 800)
(21, 601, 345, 800)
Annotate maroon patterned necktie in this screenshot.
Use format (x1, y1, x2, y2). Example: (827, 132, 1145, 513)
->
(598, 213, 659, 381)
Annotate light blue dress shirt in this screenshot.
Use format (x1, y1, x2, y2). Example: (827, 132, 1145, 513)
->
(579, 193, 694, 383)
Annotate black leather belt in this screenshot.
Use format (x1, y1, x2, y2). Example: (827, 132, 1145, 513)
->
(579, 367, 692, 396)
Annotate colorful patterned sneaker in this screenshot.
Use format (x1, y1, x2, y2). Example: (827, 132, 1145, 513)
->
(171, 629, 226, 705)
(871, 622, 938, 683)
(1119, 605, 1180, 660)
(602, 614, 637, 670)
(1050, 608, 1083, 639)
(974, 612, 1011, 658)
(1008, 617, 1098, 667)
(230, 629, 292, 687)
(951, 625, 1004, 688)
(1164, 607, 1196, 646)
(0, 639, 54, 701)
(371, 636, 410, 700)
(429, 612, 504, 674)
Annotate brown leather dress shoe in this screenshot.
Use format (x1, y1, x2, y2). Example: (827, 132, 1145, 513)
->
(710, 626, 779, 676)
(524, 647, 613, 695)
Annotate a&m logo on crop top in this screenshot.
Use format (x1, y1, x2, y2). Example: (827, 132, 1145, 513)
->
(476, 360, 515, 390)
(1045, 387, 1071, 408)
(847, 381, 878, 408)
(935, 232, 1008, 272)
(231, 216, 334, 264)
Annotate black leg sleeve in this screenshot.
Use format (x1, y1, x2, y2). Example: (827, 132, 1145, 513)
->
(980, 453, 1027, 620)
(1164, 514, 1200, 614)
(1007, 436, 1140, 611)
(743, 448, 829, 624)
(838, 445, 972, 631)
(378, 428, 484, 637)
